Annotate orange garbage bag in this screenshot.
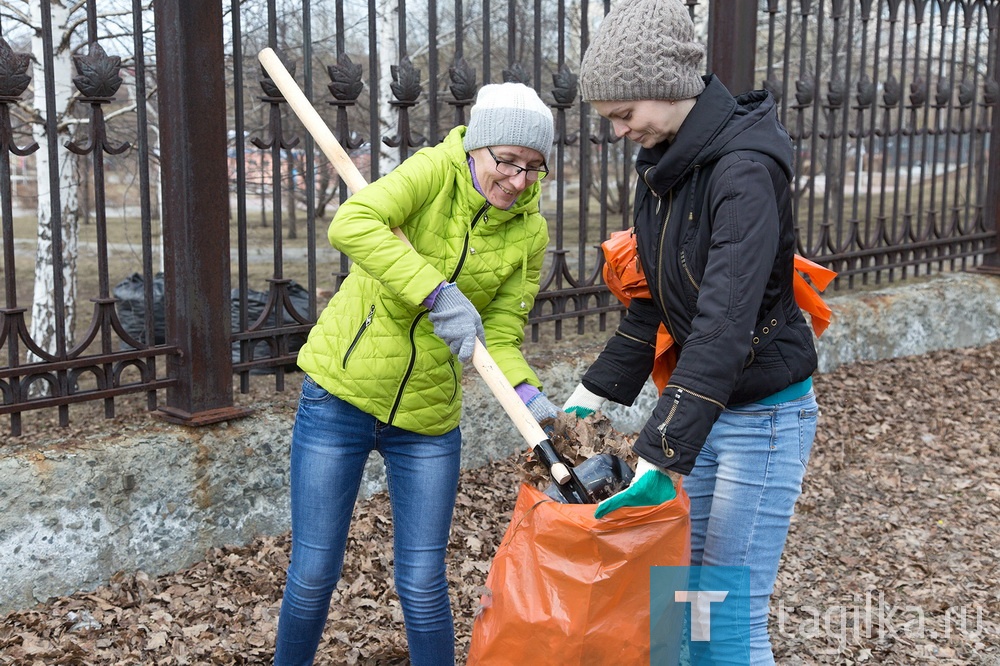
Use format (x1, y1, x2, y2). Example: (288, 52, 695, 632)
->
(466, 483, 691, 665)
(792, 254, 837, 337)
(601, 228, 837, 392)
(601, 228, 678, 393)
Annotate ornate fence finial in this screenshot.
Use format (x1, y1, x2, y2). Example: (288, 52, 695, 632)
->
(448, 57, 477, 104)
(260, 49, 295, 100)
(551, 65, 577, 107)
(389, 56, 422, 104)
(763, 75, 783, 104)
(794, 75, 814, 108)
(551, 65, 578, 145)
(856, 76, 875, 109)
(883, 75, 901, 108)
(447, 57, 477, 127)
(909, 76, 927, 107)
(984, 79, 999, 106)
(957, 79, 974, 108)
(502, 63, 530, 86)
(72, 42, 124, 101)
(327, 53, 363, 102)
(934, 76, 952, 107)
(826, 77, 845, 109)
(67, 42, 129, 156)
(0, 38, 31, 100)
(384, 57, 425, 150)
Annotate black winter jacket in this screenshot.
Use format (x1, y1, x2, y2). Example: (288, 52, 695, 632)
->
(582, 75, 818, 474)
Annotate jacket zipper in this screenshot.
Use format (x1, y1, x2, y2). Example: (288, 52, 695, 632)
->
(448, 202, 490, 282)
(342, 304, 376, 369)
(388, 313, 425, 425)
(679, 165, 703, 292)
(447, 357, 458, 403)
(680, 251, 700, 291)
(387, 202, 490, 425)
(655, 191, 677, 340)
(656, 387, 683, 457)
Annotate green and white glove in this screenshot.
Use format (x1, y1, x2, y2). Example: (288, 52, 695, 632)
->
(594, 457, 677, 519)
(562, 383, 606, 418)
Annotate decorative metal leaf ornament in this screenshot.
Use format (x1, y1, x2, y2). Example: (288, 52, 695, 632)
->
(389, 57, 422, 103)
(856, 76, 875, 109)
(73, 43, 124, 99)
(327, 53, 363, 101)
(826, 77, 845, 108)
(883, 75, 900, 107)
(449, 57, 477, 102)
(935, 77, 951, 107)
(551, 65, 577, 106)
(983, 79, 999, 106)
(763, 75, 783, 104)
(908, 76, 926, 106)
(794, 75, 814, 107)
(958, 79, 974, 107)
(261, 50, 295, 98)
(0, 38, 31, 98)
(502, 63, 530, 86)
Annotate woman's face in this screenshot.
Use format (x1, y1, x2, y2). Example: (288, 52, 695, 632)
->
(589, 99, 688, 148)
(470, 145, 547, 209)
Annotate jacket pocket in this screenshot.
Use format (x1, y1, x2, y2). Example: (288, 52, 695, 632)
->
(447, 356, 459, 405)
(342, 303, 376, 369)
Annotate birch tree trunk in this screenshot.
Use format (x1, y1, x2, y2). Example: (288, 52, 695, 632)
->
(376, 0, 400, 173)
(28, 0, 82, 359)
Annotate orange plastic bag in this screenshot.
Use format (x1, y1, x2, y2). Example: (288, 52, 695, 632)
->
(466, 483, 691, 665)
(792, 254, 837, 337)
(601, 229, 678, 391)
(601, 228, 837, 392)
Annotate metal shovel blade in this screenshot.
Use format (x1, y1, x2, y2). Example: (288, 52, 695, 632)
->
(544, 453, 635, 504)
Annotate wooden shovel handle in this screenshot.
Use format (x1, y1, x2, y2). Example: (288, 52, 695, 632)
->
(257, 48, 566, 482)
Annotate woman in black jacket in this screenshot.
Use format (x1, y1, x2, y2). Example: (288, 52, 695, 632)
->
(565, 0, 820, 663)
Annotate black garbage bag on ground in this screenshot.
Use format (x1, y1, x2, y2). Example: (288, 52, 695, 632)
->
(114, 272, 166, 349)
(230, 281, 311, 374)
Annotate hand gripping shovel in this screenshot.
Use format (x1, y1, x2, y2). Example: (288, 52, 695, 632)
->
(257, 48, 630, 503)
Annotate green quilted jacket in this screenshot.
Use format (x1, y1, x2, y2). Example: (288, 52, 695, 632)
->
(296, 126, 549, 435)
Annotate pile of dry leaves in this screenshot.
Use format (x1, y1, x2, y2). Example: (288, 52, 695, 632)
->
(2, 341, 999, 665)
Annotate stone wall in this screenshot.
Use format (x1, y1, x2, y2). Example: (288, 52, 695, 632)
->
(2, 271, 998, 613)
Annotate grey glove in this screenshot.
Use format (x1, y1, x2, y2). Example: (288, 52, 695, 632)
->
(526, 392, 560, 436)
(428, 283, 485, 363)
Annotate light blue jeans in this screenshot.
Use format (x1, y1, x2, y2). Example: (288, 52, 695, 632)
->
(273, 376, 462, 666)
(684, 391, 818, 665)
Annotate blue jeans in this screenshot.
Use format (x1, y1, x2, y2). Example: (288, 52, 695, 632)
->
(684, 391, 818, 665)
(273, 376, 462, 666)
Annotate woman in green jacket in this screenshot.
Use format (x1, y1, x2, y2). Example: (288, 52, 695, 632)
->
(274, 83, 559, 666)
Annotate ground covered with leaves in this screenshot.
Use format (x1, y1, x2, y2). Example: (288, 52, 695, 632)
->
(2, 341, 999, 665)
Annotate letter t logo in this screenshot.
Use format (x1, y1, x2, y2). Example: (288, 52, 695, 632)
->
(675, 590, 729, 641)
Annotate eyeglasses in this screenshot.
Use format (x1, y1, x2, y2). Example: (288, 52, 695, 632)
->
(486, 146, 548, 181)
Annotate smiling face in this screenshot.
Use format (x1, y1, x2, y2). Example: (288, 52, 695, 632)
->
(469, 145, 547, 209)
(589, 98, 694, 148)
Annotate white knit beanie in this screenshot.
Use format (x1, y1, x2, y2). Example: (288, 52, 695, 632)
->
(580, 0, 706, 102)
(462, 83, 554, 163)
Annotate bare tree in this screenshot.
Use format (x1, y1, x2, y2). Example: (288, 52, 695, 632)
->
(27, 0, 82, 361)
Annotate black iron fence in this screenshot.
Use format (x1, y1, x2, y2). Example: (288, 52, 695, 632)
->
(1, 0, 998, 436)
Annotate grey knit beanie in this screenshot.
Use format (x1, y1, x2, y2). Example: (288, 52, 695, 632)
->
(463, 82, 554, 163)
(580, 0, 706, 102)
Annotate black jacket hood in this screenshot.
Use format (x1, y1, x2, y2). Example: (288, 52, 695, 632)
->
(637, 75, 794, 195)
